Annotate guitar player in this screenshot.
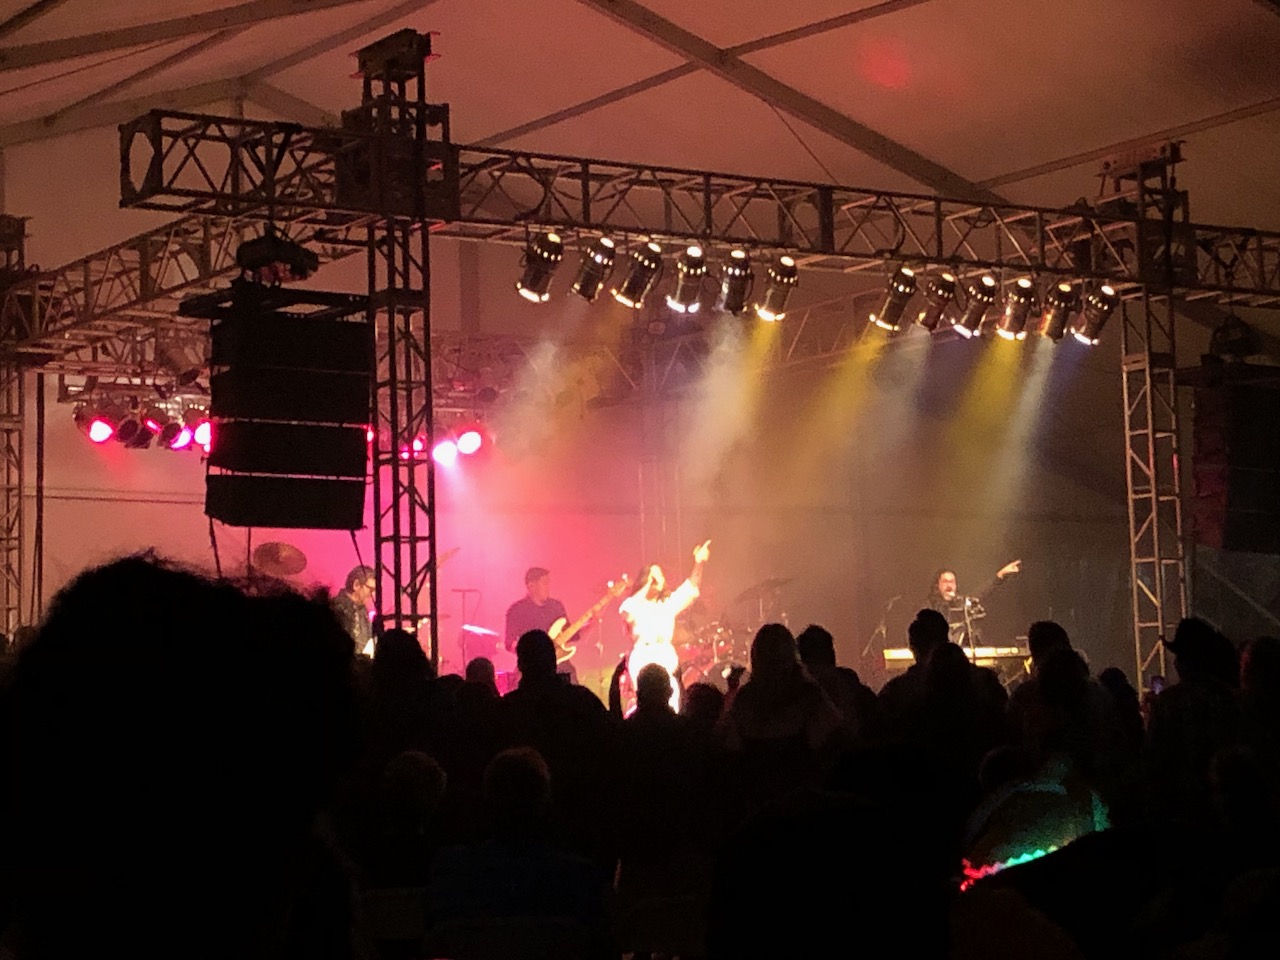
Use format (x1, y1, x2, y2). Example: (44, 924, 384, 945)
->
(505, 567, 570, 656)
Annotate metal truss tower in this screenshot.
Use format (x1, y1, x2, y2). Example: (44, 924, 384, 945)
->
(0, 215, 26, 637)
(1109, 147, 1190, 685)
(348, 31, 458, 660)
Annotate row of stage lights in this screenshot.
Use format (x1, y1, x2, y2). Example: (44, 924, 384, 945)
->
(73, 402, 211, 451)
(516, 233, 799, 321)
(515, 232, 1120, 345)
(398, 425, 486, 467)
(869, 267, 1120, 345)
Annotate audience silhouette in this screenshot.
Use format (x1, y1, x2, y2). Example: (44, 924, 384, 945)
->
(4, 555, 1280, 958)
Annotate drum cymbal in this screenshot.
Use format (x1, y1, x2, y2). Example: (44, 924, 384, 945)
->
(731, 577, 792, 606)
(252, 541, 307, 577)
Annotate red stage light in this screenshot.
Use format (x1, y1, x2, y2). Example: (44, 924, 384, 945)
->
(193, 421, 212, 447)
(144, 418, 163, 434)
(170, 426, 194, 450)
(456, 429, 483, 455)
(366, 427, 376, 443)
(88, 419, 115, 444)
(412, 436, 426, 454)
(432, 440, 459, 466)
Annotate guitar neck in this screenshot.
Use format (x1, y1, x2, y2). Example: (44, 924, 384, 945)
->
(556, 593, 616, 646)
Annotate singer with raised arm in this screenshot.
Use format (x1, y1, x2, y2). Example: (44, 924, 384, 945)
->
(925, 560, 1022, 647)
(619, 540, 711, 710)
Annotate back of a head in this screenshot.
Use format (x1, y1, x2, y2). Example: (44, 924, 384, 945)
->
(749, 623, 799, 682)
(796, 624, 836, 667)
(1170, 616, 1238, 686)
(908, 609, 949, 659)
(1027, 620, 1072, 664)
(635, 662, 674, 711)
(515, 629, 558, 681)
(465, 656, 497, 687)
(682, 681, 725, 727)
(3, 554, 356, 954)
(1098, 666, 1138, 702)
(379, 750, 448, 828)
(373, 628, 431, 684)
(484, 746, 552, 834)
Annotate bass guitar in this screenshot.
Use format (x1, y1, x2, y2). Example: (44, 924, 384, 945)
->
(548, 574, 631, 664)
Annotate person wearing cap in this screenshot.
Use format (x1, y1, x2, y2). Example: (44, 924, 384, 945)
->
(504, 567, 569, 655)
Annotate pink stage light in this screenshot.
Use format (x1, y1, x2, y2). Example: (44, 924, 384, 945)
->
(143, 418, 163, 434)
(87, 418, 115, 444)
(366, 427, 376, 443)
(170, 426, 194, 450)
(432, 439, 459, 466)
(193, 421, 212, 447)
(456, 429, 483, 455)
(412, 436, 426, 454)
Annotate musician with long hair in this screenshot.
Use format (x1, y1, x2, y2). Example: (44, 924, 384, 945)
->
(619, 540, 711, 709)
(924, 560, 1021, 646)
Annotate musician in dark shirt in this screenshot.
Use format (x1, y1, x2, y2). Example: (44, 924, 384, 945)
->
(504, 567, 569, 654)
(333, 565, 377, 655)
(924, 560, 1021, 646)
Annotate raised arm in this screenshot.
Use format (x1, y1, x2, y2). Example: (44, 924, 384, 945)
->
(671, 540, 711, 615)
(689, 539, 710, 589)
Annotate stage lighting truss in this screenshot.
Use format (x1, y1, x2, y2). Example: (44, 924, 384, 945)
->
(571, 236, 617, 302)
(718, 249, 754, 316)
(665, 245, 707, 314)
(916, 272, 956, 332)
(870, 266, 917, 331)
(1038, 282, 1078, 341)
(954, 275, 998, 338)
(755, 255, 799, 322)
(515, 232, 564, 303)
(73, 395, 209, 451)
(1070, 283, 1119, 346)
(612, 241, 664, 309)
(996, 278, 1037, 341)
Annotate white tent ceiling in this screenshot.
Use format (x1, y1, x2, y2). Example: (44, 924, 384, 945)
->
(2, 0, 1280, 303)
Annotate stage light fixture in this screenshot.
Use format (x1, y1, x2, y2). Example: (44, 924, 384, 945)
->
(954, 275, 998, 338)
(456, 428, 484, 455)
(717, 249, 753, 315)
(1070, 284, 1118, 346)
(432, 439, 459, 466)
(515, 232, 564, 303)
(193, 420, 212, 448)
(915, 272, 956, 331)
(169, 425, 195, 450)
(88, 419, 115, 443)
(996, 278, 1036, 340)
(73, 404, 116, 444)
(665, 245, 707, 314)
(115, 410, 154, 449)
(755, 255, 798, 321)
(1038, 282, 1077, 341)
(612, 241, 663, 309)
(870, 266, 917, 331)
(570, 237, 617, 302)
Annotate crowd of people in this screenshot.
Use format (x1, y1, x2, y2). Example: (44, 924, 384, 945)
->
(2, 554, 1280, 958)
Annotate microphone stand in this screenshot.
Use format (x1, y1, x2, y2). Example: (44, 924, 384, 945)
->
(862, 595, 900, 659)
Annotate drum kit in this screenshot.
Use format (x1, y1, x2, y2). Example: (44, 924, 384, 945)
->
(673, 576, 792, 688)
